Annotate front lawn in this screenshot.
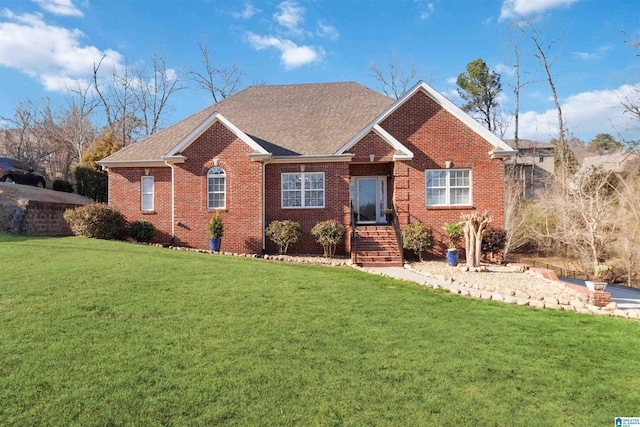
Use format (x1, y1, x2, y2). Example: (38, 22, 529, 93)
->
(1, 235, 639, 425)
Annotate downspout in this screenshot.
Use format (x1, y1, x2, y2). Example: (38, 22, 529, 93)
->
(164, 160, 176, 245)
(261, 157, 273, 254)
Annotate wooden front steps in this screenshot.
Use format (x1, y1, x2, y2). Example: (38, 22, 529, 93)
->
(352, 225, 402, 267)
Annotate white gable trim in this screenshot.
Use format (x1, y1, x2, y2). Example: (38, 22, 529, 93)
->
(165, 112, 269, 157)
(336, 124, 414, 159)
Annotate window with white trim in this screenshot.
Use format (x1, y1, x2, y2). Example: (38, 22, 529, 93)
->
(425, 169, 471, 206)
(282, 172, 325, 208)
(141, 176, 154, 211)
(207, 167, 226, 209)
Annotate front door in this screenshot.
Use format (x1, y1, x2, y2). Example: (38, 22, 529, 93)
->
(351, 177, 386, 224)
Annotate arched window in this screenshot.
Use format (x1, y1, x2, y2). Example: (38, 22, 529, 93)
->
(207, 167, 226, 209)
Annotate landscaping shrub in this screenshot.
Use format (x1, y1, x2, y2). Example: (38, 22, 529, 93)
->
(266, 220, 303, 255)
(482, 227, 507, 262)
(63, 203, 126, 240)
(75, 166, 108, 202)
(311, 220, 346, 258)
(128, 220, 157, 243)
(402, 222, 434, 261)
(52, 178, 74, 193)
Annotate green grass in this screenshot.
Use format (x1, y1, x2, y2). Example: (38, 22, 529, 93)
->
(1, 234, 639, 426)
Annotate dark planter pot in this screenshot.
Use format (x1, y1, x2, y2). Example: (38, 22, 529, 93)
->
(210, 237, 221, 252)
(385, 213, 393, 224)
(446, 248, 459, 266)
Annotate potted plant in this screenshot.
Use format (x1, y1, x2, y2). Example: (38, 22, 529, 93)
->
(442, 222, 464, 266)
(585, 264, 612, 291)
(384, 208, 394, 224)
(208, 212, 223, 252)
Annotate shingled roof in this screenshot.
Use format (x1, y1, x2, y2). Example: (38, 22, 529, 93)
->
(101, 82, 395, 163)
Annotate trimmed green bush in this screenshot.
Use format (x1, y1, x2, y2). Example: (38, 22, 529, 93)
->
(311, 219, 346, 258)
(75, 166, 108, 202)
(128, 220, 157, 243)
(63, 203, 126, 240)
(266, 220, 303, 255)
(402, 222, 435, 261)
(52, 179, 74, 193)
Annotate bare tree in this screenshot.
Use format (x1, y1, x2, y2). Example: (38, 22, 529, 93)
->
(612, 163, 640, 286)
(520, 22, 575, 173)
(461, 211, 492, 267)
(0, 98, 57, 172)
(93, 52, 182, 146)
(545, 168, 618, 270)
(369, 52, 418, 99)
(186, 43, 245, 103)
(502, 178, 528, 259)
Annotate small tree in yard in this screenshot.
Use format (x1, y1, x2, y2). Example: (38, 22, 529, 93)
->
(461, 211, 492, 268)
(482, 227, 506, 262)
(266, 220, 303, 255)
(402, 222, 435, 261)
(311, 220, 346, 258)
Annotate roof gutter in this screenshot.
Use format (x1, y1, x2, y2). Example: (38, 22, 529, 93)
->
(96, 159, 169, 168)
(489, 149, 517, 159)
(269, 154, 354, 163)
(163, 158, 181, 245)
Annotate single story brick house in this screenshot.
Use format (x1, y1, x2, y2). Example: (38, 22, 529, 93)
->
(98, 81, 515, 265)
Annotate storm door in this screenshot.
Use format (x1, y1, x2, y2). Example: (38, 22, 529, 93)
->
(351, 177, 386, 224)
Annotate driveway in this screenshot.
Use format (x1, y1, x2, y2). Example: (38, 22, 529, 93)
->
(561, 278, 640, 311)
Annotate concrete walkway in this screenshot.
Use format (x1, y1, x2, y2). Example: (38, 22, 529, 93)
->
(367, 266, 640, 311)
(562, 278, 640, 311)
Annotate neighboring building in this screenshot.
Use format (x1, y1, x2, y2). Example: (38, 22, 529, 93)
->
(98, 81, 515, 265)
(579, 150, 638, 174)
(503, 139, 555, 198)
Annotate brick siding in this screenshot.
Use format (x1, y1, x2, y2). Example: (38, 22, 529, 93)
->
(107, 88, 506, 256)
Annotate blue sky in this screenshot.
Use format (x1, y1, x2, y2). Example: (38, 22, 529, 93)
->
(0, 0, 639, 143)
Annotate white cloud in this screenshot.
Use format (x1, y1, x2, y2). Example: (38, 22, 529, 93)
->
(245, 32, 323, 69)
(0, 9, 122, 92)
(499, 0, 578, 21)
(317, 20, 339, 40)
(495, 62, 516, 77)
(512, 84, 640, 141)
(232, 2, 259, 19)
(273, 0, 305, 36)
(33, 0, 83, 17)
(415, 1, 434, 20)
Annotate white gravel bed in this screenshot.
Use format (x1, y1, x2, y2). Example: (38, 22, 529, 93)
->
(410, 261, 579, 305)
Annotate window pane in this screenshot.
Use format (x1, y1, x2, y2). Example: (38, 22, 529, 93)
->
(426, 170, 446, 188)
(142, 177, 154, 193)
(450, 170, 469, 187)
(283, 191, 301, 207)
(305, 190, 323, 207)
(450, 188, 470, 205)
(207, 167, 226, 209)
(427, 188, 446, 205)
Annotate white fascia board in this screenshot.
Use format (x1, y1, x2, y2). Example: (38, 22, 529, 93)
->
(270, 154, 354, 164)
(165, 112, 269, 157)
(489, 149, 517, 159)
(336, 124, 413, 159)
(161, 155, 186, 164)
(96, 159, 168, 168)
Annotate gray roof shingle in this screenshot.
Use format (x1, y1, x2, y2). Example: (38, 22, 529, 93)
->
(103, 82, 394, 163)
